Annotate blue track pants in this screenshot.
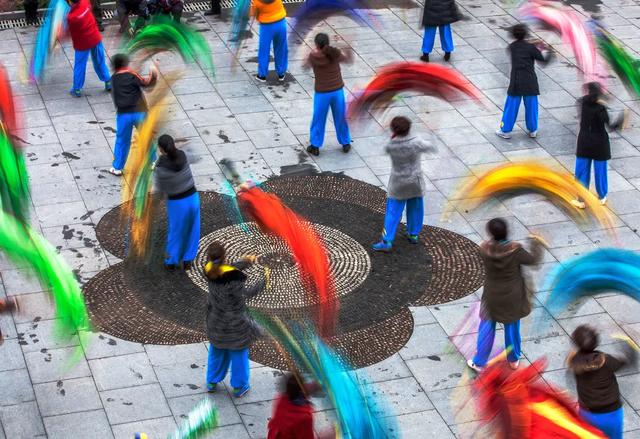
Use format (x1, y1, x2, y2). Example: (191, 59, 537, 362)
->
(473, 319, 521, 366)
(165, 192, 200, 265)
(500, 95, 538, 133)
(258, 18, 288, 77)
(112, 111, 146, 171)
(422, 25, 454, 54)
(72, 41, 111, 92)
(575, 157, 608, 199)
(207, 345, 250, 389)
(382, 197, 424, 242)
(580, 407, 623, 439)
(310, 88, 351, 148)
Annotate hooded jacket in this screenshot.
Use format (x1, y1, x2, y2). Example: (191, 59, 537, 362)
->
(154, 150, 196, 200)
(307, 48, 351, 93)
(251, 0, 286, 24)
(267, 394, 315, 439)
(507, 40, 552, 96)
(576, 94, 623, 161)
(422, 0, 461, 27)
(67, 0, 102, 51)
(568, 344, 637, 413)
(385, 135, 435, 200)
(479, 239, 542, 324)
(111, 68, 156, 113)
(205, 260, 264, 350)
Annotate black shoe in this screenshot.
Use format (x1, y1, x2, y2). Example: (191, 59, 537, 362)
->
(97, 23, 105, 32)
(420, 53, 429, 63)
(306, 145, 320, 156)
(444, 52, 451, 62)
(164, 263, 177, 271)
(254, 74, 267, 83)
(278, 74, 286, 82)
(342, 144, 351, 153)
(183, 261, 193, 270)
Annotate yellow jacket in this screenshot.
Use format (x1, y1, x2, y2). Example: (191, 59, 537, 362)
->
(251, 0, 286, 24)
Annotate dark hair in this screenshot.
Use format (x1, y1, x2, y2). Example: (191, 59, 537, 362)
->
(314, 33, 341, 61)
(111, 53, 129, 71)
(207, 242, 225, 263)
(572, 325, 599, 353)
(586, 81, 602, 98)
(390, 116, 411, 137)
(158, 134, 179, 160)
(284, 373, 304, 401)
(511, 23, 529, 40)
(487, 218, 508, 241)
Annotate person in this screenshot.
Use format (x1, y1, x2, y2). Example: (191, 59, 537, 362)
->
(571, 82, 626, 209)
(205, 241, 266, 398)
(154, 135, 200, 270)
(467, 218, 544, 373)
(251, 0, 288, 82)
(66, 0, 111, 98)
(568, 325, 638, 439)
(496, 23, 553, 140)
(372, 116, 435, 252)
(24, 0, 39, 25)
(109, 53, 157, 176)
(90, 0, 104, 31)
(116, 0, 149, 34)
(420, 0, 461, 63)
(204, 0, 221, 16)
(304, 33, 353, 156)
(267, 374, 335, 439)
(148, 0, 183, 22)
(0, 297, 20, 345)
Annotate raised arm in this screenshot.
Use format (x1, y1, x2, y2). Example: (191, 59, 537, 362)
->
(516, 235, 544, 266)
(338, 48, 354, 64)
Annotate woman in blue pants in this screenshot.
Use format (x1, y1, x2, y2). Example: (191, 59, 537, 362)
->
(467, 218, 544, 373)
(154, 135, 200, 270)
(251, 0, 288, 82)
(372, 116, 435, 252)
(304, 33, 353, 156)
(420, 0, 460, 62)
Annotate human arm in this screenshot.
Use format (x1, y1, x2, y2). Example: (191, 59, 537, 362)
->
(607, 336, 639, 372)
(135, 64, 158, 87)
(338, 48, 354, 64)
(532, 42, 554, 65)
(516, 234, 545, 265)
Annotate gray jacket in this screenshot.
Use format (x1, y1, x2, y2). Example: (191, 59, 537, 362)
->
(154, 151, 196, 198)
(385, 135, 435, 200)
(205, 260, 265, 350)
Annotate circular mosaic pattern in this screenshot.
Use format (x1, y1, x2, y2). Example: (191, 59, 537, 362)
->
(87, 174, 485, 369)
(187, 222, 371, 308)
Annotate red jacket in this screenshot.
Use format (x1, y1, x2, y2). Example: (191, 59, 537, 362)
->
(267, 395, 315, 439)
(67, 0, 101, 51)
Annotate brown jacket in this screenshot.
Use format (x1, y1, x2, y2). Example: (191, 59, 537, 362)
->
(479, 239, 542, 324)
(306, 48, 353, 93)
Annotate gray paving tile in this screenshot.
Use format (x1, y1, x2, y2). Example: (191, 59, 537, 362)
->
(400, 323, 451, 361)
(43, 409, 113, 439)
(0, 368, 34, 406)
(89, 352, 157, 391)
(34, 377, 101, 416)
(394, 410, 455, 438)
(0, 338, 26, 372)
(16, 319, 79, 353)
(24, 346, 91, 384)
(80, 332, 145, 360)
(101, 384, 172, 425)
(168, 393, 242, 427)
(110, 416, 177, 439)
(0, 401, 45, 437)
(406, 352, 467, 392)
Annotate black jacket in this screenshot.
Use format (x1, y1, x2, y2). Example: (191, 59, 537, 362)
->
(576, 96, 617, 161)
(111, 68, 155, 113)
(422, 0, 461, 27)
(507, 40, 551, 96)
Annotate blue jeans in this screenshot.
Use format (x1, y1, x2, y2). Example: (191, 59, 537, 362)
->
(72, 42, 111, 91)
(579, 407, 623, 439)
(165, 192, 200, 265)
(422, 25, 454, 54)
(473, 319, 521, 366)
(500, 95, 538, 133)
(112, 111, 146, 170)
(310, 88, 351, 148)
(258, 18, 288, 77)
(575, 157, 608, 199)
(382, 197, 424, 242)
(207, 345, 250, 389)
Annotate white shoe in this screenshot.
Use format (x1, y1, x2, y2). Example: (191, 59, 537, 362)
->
(528, 130, 537, 138)
(109, 167, 123, 176)
(495, 129, 511, 139)
(600, 196, 607, 206)
(467, 358, 484, 373)
(509, 360, 520, 370)
(570, 199, 586, 209)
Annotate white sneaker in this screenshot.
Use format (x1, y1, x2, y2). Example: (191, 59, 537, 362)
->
(571, 199, 586, 209)
(509, 360, 520, 370)
(467, 358, 484, 373)
(528, 130, 537, 138)
(495, 129, 511, 139)
(600, 196, 607, 205)
(109, 167, 123, 176)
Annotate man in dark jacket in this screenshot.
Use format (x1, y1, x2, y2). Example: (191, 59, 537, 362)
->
(572, 82, 626, 209)
(496, 24, 553, 140)
(420, 0, 461, 63)
(467, 218, 544, 373)
(108, 53, 157, 176)
(148, 0, 183, 22)
(116, 0, 149, 34)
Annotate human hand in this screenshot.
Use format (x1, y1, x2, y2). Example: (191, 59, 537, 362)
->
(529, 233, 549, 247)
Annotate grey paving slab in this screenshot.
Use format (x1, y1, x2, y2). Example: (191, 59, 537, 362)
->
(110, 416, 177, 439)
(43, 410, 114, 439)
(0, 401, 45, 437)
(89, 352, 157, 391)
(101, 384, 172, 425)
(0, 368, 35, 406)
(24, 346, 91, 384)
(34, 377, 102, 417)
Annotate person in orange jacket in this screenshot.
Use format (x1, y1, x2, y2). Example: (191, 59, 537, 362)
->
(251, 0, 288, 82)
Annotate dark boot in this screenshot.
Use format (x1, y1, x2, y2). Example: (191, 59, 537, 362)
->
(24, 0, 39, 24)
(420, 53, 429, 63)
(444, 52, 451, 61)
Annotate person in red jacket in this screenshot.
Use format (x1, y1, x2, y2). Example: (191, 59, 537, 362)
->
(267, 374, 335, 439)
(66, 0, 111, 97)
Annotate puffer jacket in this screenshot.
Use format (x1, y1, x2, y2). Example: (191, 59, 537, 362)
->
(422, 0, 461, 27)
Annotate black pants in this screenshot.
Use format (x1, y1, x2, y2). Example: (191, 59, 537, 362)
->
(117, 0, 149, 32)
(24, 0, 39, 24)
(91, 0, 103, 26)
(167, 2, 183, 22)
(211, 0, 221, 14)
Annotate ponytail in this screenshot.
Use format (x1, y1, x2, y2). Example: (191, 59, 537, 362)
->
(158, 134, 179, 161)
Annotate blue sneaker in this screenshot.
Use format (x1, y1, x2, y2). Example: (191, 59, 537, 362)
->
(407, 234, 419, 244)
(233, 384, 250, 398)
(372, 240, 392, 252)
(70, 89, 81, 97)
(104, 80, 112, 92)
(206, 382, 217, 393)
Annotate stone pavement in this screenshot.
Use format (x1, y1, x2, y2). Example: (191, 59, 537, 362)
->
(1, 0, 640, 437)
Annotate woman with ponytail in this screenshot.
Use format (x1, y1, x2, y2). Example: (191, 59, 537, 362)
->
(304, 33, 353, 156)
(154, 134, 201, 270)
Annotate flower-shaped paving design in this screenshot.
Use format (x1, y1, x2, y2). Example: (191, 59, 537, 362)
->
(84, 174, 484, 369)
